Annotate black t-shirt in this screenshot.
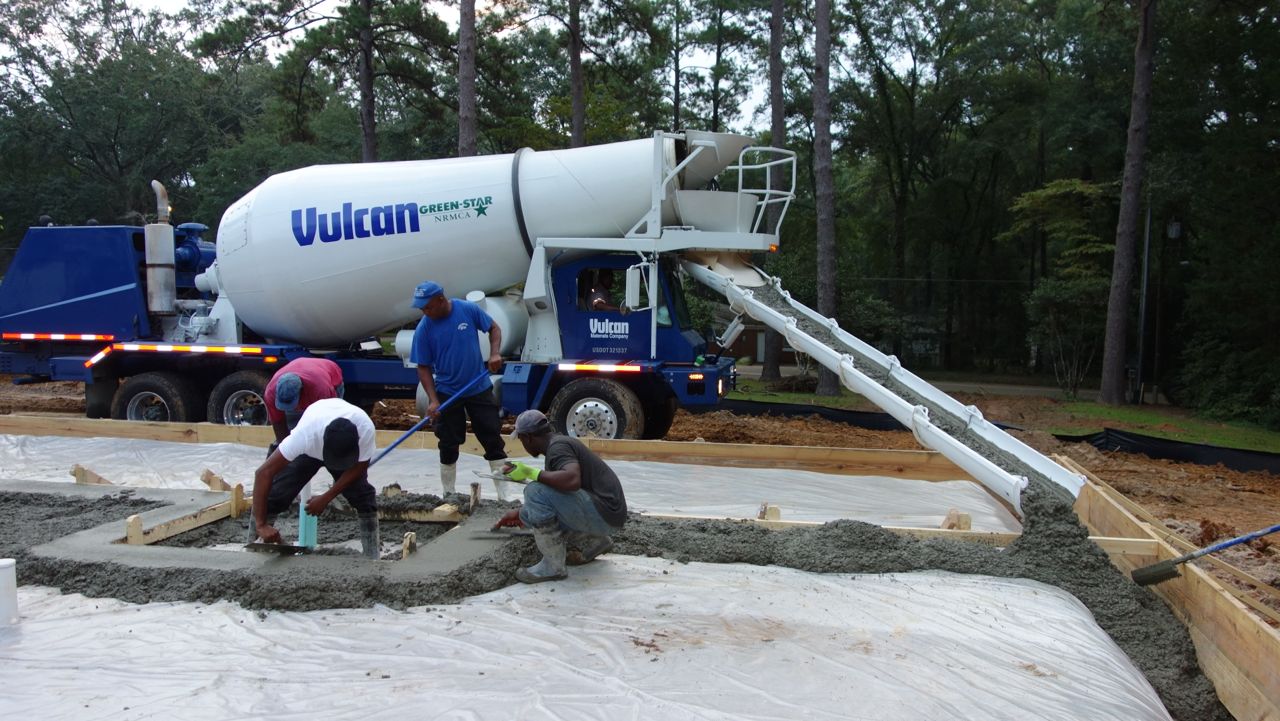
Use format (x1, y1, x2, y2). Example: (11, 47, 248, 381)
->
(545, 435, 627, 527)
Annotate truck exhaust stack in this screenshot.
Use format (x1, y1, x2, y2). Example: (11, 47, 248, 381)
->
(144, 180, 176, 316)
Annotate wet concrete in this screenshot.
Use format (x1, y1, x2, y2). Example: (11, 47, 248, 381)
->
(0, 479, 1229, 721)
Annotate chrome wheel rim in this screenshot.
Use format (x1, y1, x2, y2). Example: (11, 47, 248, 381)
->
(222, 390, 267, 426)
(565, 397, 619, 438)
(126, 392, 171, 422)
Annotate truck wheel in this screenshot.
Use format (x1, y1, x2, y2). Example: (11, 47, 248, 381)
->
(548, 378, 644, 440)
(207, 370, 273, 425)
(641, 396, 677, 439)
(111, 372, 206, 423)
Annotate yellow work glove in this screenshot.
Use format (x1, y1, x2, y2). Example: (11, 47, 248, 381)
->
(504, 461, 541, 482)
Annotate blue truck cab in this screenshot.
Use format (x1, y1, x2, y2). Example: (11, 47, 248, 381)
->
(499, 253, 733, 439)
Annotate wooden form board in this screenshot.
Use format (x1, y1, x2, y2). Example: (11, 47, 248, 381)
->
(579, 436, 974, 481)
(0, 414, 972, 481)
(381, 504, 463, 523)
(124, 485, 247, 545)
(1060, 455, 1280, 721)
(123, 490, 458, 546)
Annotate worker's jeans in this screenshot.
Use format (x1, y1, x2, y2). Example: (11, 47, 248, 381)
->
(518, 481, 616, 536)
(435, 388, 507, 465)
(265, 455, 377, 515)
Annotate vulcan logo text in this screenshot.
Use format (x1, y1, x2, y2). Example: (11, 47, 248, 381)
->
(291, 202, 421, 246)
(589, 318, 630, 339)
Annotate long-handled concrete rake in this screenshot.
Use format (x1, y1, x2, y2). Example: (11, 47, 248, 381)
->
(368, 369, 491, 467)
(1131, 522, 1280, 586)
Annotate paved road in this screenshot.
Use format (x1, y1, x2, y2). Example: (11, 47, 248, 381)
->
(734, 364, 1099, 401)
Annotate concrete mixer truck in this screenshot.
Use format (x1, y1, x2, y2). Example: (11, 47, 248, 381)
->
(0, 130, 796, 439)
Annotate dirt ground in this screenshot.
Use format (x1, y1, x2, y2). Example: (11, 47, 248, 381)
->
(3, 375, 1277, 618)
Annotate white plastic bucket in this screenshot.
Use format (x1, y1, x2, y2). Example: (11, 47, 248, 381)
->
(0, 558, 17, 624)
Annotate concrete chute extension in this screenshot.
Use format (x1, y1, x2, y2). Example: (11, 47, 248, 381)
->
(683, 261, 1085, 515)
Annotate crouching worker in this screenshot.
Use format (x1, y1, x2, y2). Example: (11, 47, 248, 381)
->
(252, 398, 381, 558)
(495, 410, 627, 583)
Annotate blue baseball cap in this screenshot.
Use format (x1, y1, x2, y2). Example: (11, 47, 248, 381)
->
(411, 281, 444, 309)
(274, 373, 302, 412)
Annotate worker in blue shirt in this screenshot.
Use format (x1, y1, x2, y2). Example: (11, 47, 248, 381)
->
(409, 281, 512, 500)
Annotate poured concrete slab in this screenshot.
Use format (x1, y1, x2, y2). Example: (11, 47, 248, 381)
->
(0, 479, 513, 580)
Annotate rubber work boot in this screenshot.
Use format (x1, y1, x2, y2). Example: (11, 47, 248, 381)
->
(488, 458, 510, 502)
(358, 512, 380, 559)
(515, 525, 568, 584)
(565, 532, 614, 566)
(439, 463, 457, 495)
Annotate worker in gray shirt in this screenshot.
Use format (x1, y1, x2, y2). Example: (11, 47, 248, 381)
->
(496, 409, 627, 583)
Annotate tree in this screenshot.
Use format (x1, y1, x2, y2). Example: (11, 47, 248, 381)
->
(568, 0, 585, 146)
(196, 0, 464, 162)
(683, 0, 756, 133)
(458, 0, 478, 156)
(0, 0, 235, 240)
(813, 0, 839, 396)
(1007, 179, 1114, 396)
(517, 0, 666, 145)
(1157, 0, 1280, 427)
(759, 0, 787, 382)
(1100, 0, 1157, 404)
(667, 0, 690, 129)
(354, 0, 377, 161)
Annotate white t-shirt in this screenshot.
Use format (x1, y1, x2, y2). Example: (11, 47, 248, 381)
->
(278, 398, 377, 465)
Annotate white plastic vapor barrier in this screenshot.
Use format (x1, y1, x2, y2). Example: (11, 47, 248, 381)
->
(0, 434, 1021, 532)
(0, 562, 1170, 721)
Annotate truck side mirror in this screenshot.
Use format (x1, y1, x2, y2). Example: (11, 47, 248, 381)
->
(625, 263, 651, 311)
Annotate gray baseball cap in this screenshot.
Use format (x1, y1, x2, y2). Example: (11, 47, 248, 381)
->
(512, 409, 552, 436)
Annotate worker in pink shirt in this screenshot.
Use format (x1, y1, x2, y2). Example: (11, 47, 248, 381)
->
(263, 357, 345, 444)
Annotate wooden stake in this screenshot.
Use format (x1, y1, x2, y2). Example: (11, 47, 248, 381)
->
(941, 508, 971, 531)
(401, 531, 417, 559)
(469, 482, 481, 512)
(71, 464, 113, 485)
(756, 503, 781, 521)
(230, 484, 246, 518)
(200, 469, 230, 492)
(125, 514, 144, 544)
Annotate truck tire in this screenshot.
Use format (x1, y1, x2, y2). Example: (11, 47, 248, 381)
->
(111, 372, 206, 423)
(548, 378, 644, 440)
(207, 370, 273, 425)
(85, 378, 118, 419)
(641, 396, 677, 439)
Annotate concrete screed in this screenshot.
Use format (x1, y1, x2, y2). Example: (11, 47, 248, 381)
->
(0, 474, 1229, 721)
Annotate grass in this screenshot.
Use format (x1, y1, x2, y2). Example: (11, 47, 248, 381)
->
(729, 378, 1280, 454)
(1049, 401, 1280, 454)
